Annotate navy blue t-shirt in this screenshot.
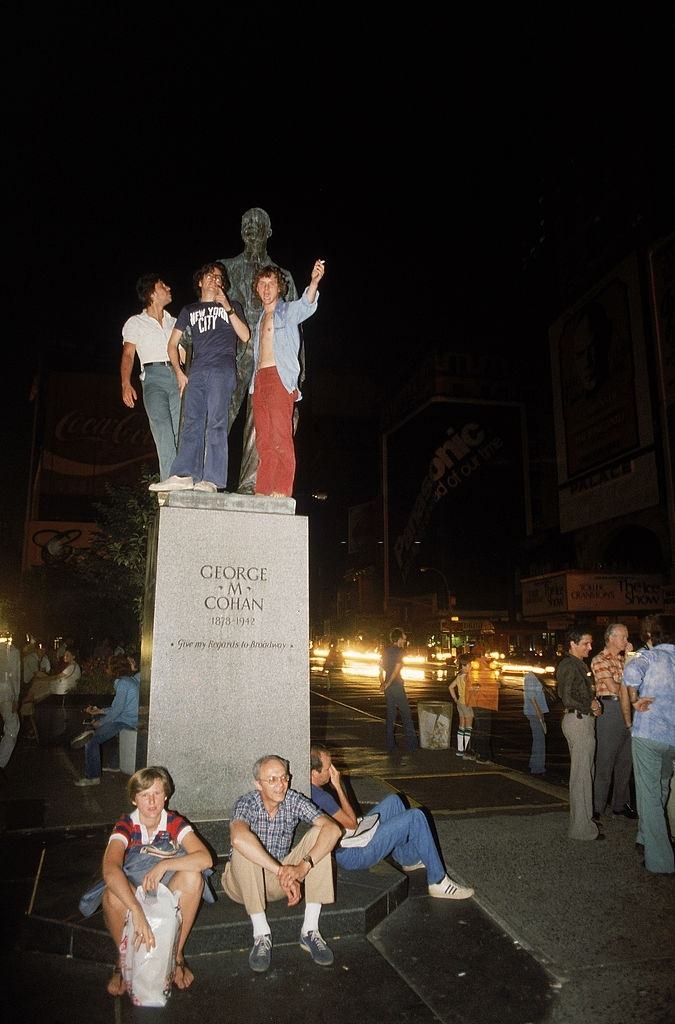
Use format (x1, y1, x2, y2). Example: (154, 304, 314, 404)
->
(175, 300, 244, 372)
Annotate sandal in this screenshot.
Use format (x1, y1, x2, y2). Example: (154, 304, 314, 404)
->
(174, 958, 194, 990)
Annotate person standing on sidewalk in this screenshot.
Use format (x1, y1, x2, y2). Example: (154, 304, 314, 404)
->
(380, 628, 419, 752)
(591, 623, 637, 820)
(449, 653, 474, 758)
(465, 649, 499, 764)
(623, 614, 675, 875)
(555, 628, 603, 841)
(310, 743, 474, 899)
(523, 671, 549, 776)
(222, 754, 340, 973)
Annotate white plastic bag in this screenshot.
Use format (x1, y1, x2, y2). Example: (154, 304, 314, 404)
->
(120, 882, 182, 1007)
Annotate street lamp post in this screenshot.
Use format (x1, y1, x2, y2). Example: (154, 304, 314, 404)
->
(420, 566, 451, 610)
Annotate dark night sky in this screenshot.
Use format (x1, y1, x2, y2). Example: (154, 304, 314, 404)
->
(9, 13, 675, 370)
(4, 12, 675, 568)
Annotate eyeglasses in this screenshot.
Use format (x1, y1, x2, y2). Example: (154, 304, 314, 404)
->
(261, 774, 289, 785)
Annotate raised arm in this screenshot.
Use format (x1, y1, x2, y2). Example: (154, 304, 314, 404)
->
(326, 764, 358, 830)
(306, 259, 325, 304)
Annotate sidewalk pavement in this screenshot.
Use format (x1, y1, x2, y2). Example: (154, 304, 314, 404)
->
(1, 732, 674, 1024)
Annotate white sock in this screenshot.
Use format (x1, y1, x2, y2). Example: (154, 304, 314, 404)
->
(250, 912, 270, 938)
(302, 902, 321, 934)
(464, 729, 472, 748)
(456, 730, 464, 751)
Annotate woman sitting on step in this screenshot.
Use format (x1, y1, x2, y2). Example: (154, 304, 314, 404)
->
(78, 765, 215, 996)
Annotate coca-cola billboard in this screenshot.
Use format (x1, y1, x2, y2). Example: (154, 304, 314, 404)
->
(35, 371, 156, 514)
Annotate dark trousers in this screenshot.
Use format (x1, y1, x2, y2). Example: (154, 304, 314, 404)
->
(171, 365, 235, 488)
(470, 707, 492, 759)
(594, 699, 632, 813)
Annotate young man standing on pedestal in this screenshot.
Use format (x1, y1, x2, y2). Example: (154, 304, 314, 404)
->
(250, 259, 325, 497)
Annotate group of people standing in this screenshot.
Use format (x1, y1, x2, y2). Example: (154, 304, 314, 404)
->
(555, 615, 675, 875)
(376, 618, 674, 878)
(122, 207, 324, 499)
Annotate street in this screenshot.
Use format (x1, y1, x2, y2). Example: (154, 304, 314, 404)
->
(310, 668, 571, 784)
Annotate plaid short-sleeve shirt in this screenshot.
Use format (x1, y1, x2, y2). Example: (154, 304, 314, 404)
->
(231, 788, 322, 860)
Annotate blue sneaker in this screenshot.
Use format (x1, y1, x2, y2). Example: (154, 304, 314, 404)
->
(249, 933, 272, 972)
(299, 930, 334, 966)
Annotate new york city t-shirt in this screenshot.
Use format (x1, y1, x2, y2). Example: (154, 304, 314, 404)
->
(175, 300, 244, 372)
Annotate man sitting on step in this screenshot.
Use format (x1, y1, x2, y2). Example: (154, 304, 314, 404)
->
(310, 742, 474, 900)
(222, 753, 340, 973)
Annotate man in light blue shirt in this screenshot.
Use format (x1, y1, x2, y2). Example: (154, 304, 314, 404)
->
(73, 653, 140, 787)
(250, 259, 325, 497)
(523, 672, 549, 776)
(623, 614, 675, 874)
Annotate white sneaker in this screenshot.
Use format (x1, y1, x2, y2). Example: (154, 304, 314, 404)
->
(401, 861, 425, 872)
(70, 729, 94, 749)
(74, 777, 101, 787)
(428, 875, 474, 900)
(148, 475, 193, 492)
(193, 480, 217, 492)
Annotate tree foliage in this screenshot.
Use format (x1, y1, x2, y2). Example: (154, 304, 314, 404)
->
(75, 472, 158, 638)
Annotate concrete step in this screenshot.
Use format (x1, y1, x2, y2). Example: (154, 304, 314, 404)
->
(16, 821, 408, 965)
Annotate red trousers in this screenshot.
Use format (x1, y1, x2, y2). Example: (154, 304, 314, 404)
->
(252, 366, 298, 496)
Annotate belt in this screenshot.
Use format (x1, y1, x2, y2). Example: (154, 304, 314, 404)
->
(143, 360, 172, 367)
(599, 695, 619, 701)
(565, 709, 591, 717)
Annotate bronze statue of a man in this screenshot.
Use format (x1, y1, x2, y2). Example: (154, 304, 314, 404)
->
(220, 208, 301, 494)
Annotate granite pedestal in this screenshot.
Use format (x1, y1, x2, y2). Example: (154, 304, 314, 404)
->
(144, 492, 309, 819)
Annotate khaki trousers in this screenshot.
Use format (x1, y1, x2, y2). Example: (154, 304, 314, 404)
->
(562, 711, 599, 840)
(222, 825, 334, 915)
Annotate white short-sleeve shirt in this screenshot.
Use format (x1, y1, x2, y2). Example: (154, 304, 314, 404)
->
(122, 310, 177, 378)
(50, 662, 82, 695)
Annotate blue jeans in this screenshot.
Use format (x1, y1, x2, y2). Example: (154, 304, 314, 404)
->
(335, 794, 445, 884)
(526, 715, 546, 774)
(386, 681, 418, 751)
(632, 735, 675, 874)
(84, 719, 126, 778)
(171, 365, 236, 487)
(142, 365, 181, 480)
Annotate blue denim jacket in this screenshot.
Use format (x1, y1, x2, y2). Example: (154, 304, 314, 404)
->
(249, 288, 318, 398)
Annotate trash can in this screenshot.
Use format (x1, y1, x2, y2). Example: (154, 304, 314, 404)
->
(418, 701, 453, 749)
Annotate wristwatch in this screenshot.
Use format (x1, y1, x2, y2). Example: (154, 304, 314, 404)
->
(225, 307, 235, 316)
(302, 854, 314, 869)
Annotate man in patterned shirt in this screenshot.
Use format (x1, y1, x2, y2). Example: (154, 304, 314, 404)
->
(222, 754, 340, 973)
(591, 623, 637, 820)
